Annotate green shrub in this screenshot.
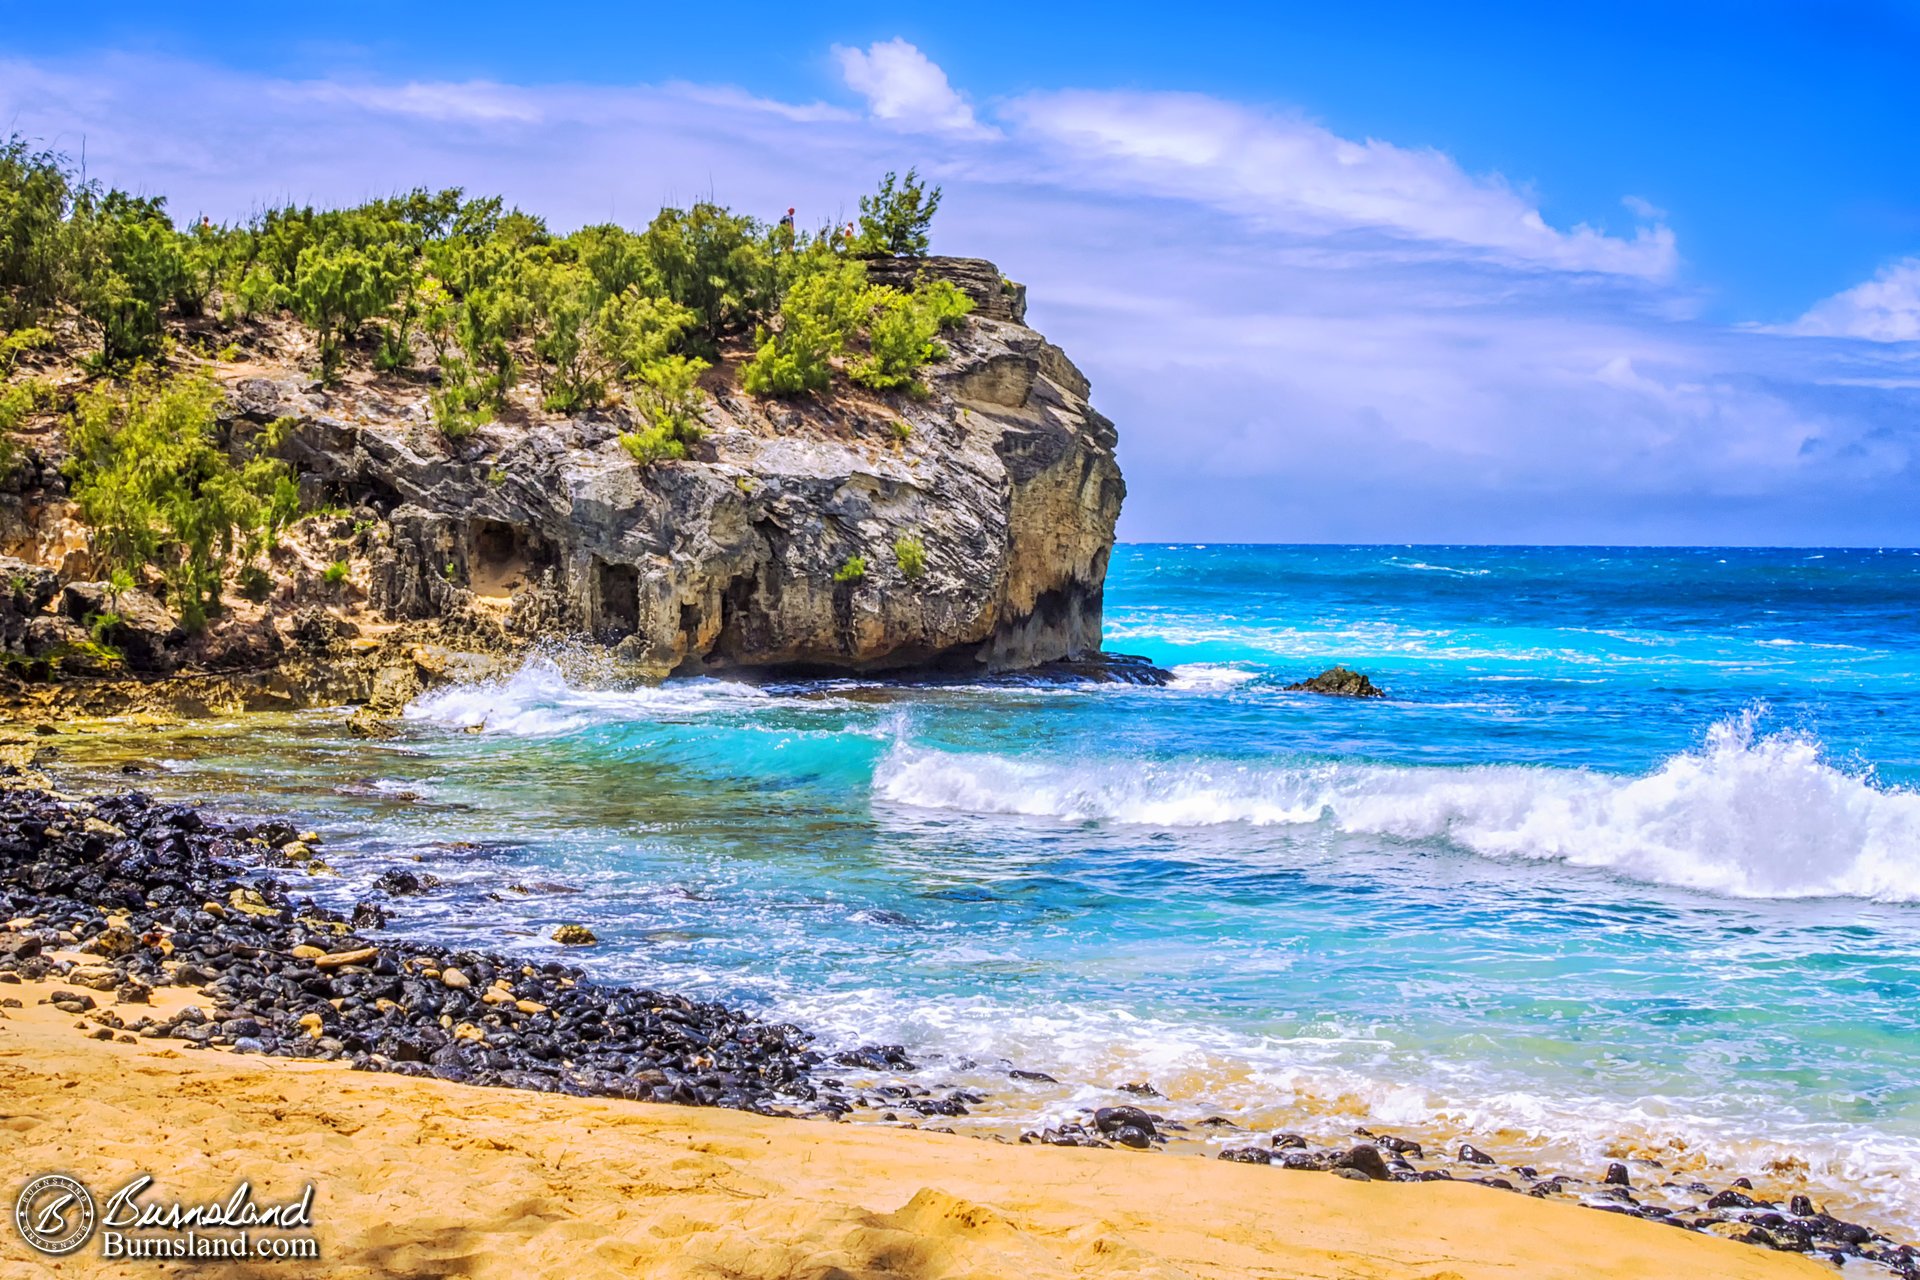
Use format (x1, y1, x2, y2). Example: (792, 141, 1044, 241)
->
(890, 420, 912, 443)
(519, 256, 603, 410)
(290, 238, 403, 378)
(0, 375, 52, 480)
(742, 254, 873, 397)
(0, 137, 79, 329)
(638, 203, 773, 350)
(833, 555, 867, 585)
(856, 169, 942, 257)
(323, 559, 349, 586)
(893, 536, 927, 581)
(848, 280, 973, 391)
(618, 424, 687, 466)
(595, 290, 695, 380)
(65, 367, 300, 630)
(73, 192, 193, 366)
(633, 353, 709, 440)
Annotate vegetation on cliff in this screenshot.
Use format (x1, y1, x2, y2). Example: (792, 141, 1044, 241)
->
(0, 135, 966, 435)
(1, 139, 980, 631)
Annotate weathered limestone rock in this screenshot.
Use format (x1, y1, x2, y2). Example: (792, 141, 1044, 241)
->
(859, 256, 1028, 324)
(237, 261, 1122, 677)
(58, 582, 183, 673)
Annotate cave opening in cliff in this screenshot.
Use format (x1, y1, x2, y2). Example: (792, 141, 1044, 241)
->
(468, 519, 551, 600)
(595, 561, 640, 638)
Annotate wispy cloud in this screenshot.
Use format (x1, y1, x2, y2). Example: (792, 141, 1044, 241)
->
(1000, 90, 1678, 279)
(1, 41, 1914, 543)
(1783, 257, 1920, 342)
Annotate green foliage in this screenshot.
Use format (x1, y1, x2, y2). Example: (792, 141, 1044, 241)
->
(64, 367, 300, 630)
(856, 169, 942, 258)
(72, 191, 193, 366)
(617, 424, 687, 466)
(618, 352, 710, 466)
(0, 375, 53, 478)
(323, 559, 349, 585)
(0, 325, 55, 372)
(832, 555, 868, 585)
(889, 420, 913, 443)
(742, 253, 874, 397)
(0, 138, 77, 329)
(519, 256, 603, 410)
(633, 354, 709, 440)
(893, 535, 927, 581)
(848, 279, 974, 392)
(290, 238, 403, 378)
(3, 143, 973, 406)
(594, 291, 695, 379)
(637, 203, 773, 349)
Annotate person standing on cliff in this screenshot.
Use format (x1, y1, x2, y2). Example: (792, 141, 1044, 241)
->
(777, 207, 795, 252)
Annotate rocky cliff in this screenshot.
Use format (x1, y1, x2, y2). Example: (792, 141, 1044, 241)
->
(2, 257, 1126, 701)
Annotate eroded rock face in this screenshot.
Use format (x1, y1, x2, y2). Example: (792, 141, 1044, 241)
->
(233, 272, 1123, 677)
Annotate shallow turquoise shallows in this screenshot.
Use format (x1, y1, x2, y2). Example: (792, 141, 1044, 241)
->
(55, 545, 1920, 1228)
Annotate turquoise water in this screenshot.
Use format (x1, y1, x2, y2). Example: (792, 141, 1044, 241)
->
(55, 545, 1920, 1226)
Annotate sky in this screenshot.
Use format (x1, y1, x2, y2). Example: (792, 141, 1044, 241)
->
(3, 1, 1918, 544)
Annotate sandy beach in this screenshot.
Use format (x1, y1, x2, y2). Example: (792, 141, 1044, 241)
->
(0, 977, 1828, 1280)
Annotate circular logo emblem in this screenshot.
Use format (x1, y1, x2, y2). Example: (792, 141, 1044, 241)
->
(14, 1174, 96, 1256)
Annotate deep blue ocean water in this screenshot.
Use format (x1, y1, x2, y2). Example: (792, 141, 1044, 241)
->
(50, 545, 1920, 1227)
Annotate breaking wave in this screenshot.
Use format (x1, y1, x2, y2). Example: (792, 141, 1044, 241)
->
(405, 654, 772, 736)
(874, 712, 1920, 901)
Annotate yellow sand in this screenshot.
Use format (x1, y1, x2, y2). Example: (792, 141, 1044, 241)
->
(0, 983, 1829, 1280)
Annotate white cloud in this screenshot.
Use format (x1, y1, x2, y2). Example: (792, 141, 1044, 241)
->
(283, 79, 546, 125)
(832, 39, 988, 136)
(1000, 90, 1678, 279)
(1786, 258, 1920, 342)
(0, 44, 1913, 543)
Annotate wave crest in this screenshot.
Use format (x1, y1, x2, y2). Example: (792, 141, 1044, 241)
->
(873, 714, 1920, 901)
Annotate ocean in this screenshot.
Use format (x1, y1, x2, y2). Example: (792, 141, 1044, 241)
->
(49, 544, 1920, 1230)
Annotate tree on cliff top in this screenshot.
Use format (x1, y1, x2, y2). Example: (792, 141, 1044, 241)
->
(856, 169, 942, 258)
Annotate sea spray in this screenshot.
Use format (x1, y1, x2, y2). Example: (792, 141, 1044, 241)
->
(873, 711, 1920, 901)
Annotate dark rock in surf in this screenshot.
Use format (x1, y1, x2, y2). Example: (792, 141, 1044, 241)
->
(1333, 1145, 1393, 1181)
(1093, 1105, 1158, 1139)
(1285, 665, 1385, 698)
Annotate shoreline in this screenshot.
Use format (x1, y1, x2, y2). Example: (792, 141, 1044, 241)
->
(0, 776, 1912, 1274)
(0, 970, 1836, 1280)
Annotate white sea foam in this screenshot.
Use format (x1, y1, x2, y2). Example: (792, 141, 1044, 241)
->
(405, 655, 770, 736)
(767, 981, 1920, 1235)
(1166, 662, 1262, 692)
(1390, 558, 1493, 577)
(873, 711, 1920, 902)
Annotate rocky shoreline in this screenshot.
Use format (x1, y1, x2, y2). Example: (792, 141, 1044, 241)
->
(1, 777, 1914, 1276)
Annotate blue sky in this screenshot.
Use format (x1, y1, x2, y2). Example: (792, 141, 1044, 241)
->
(4, 3, 1919, 543)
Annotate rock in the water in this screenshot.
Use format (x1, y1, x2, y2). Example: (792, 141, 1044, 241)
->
(1333, 1145, 1393, 1181)
(1285, 665, 1385, 698)
(1092, 1105, 1158, 1140)
(551, 923, 597, 946)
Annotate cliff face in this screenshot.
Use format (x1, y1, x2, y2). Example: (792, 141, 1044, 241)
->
(225, 258, 1123, 677)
